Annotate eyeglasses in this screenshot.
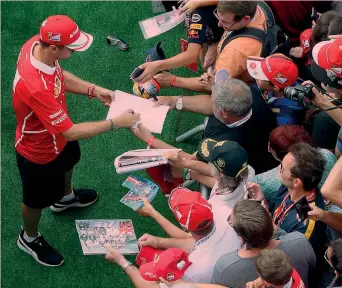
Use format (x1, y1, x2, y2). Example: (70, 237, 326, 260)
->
(213, 8, 237, 30)
(280, 162, 296, 178)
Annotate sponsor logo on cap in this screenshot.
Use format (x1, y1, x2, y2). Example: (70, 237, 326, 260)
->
(166, 272, 175, 281)
(200, 140, 211, 157)
(154, 254, 160, 263)
(216, 158, 225, 168)
(140, 257, 147, 264)
(303, 39, 310, 49)
(175, 210, 183, 220)
(143, 272, 157, 278)
(48, 32, 61, 42)
(273, 73, 288, 84)
(69, 26, 79, 39)
(265, 57, 272, 72)
(192, 14, 201, 22)
(249, 62, 257, 70)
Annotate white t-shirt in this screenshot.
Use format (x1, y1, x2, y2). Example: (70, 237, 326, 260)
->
(208, 166, 255, 217)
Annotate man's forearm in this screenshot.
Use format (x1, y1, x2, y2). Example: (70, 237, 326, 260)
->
(63, 121, 111, 141)
(183, 94, 213, 115)
(124, 265, 160, 288)
(150, 139, 191, 159)
(190, 170, 216, 188)
(175, 76, 211, 93)
(151, 210, 192, 239)
(158, 44, 201, 71)
(157, 236, 195, 254)
(321, 157, 342, 207)
(63, 70, 91, 95)
(183, 159, 213, 177)
(322, 211, 342, 233)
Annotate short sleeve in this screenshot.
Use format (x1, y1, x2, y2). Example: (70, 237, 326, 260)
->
(187, 8, 208, 45)
(215, 47, 247, 78)
(29, 91, 73, 134)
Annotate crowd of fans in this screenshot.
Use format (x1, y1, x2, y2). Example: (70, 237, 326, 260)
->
(12, 0, 342, 287)
(106, 1, 342, 288)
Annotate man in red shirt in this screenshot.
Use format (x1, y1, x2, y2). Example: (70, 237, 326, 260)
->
(13, 15, 140, 267)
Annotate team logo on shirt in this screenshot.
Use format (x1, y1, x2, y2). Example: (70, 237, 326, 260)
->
(48, 32, 61, 42)
(54, 75, 61, 98)
(188, 30, 199, 39)
(190, 24, 202, 30)
(273, 73, 288, 84)
(191, 14, 201, 22)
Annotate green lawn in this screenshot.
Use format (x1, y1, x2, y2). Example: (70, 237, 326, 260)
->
(1, 2, 204, 287)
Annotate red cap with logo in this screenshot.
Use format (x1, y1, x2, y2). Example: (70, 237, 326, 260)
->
(300, 28, 312, 54)
(168, 187, 213, 231)
(40, 15, 93, 51)
(312, 39, 342, 78)
(136, 246, 164, 267)
(247, 54, 299, 89)
(139, 248, 192, 282)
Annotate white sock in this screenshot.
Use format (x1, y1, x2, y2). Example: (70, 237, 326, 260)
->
(23, 231, 40, 243)
(60, 190, 76, 202)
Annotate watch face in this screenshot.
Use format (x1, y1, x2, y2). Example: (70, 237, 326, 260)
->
(176, 102, 182, 110)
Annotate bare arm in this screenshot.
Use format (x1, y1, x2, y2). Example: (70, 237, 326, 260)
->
(150, 209, 192, 239)
(174, 76, 212, 93)
(321, 211, 342, 233)
(190, 170, 216, 188)
(124, 266, 160, 288)
(158, 44, 202, 71)
(157, 236, 195, 253)
(63, 70, 91, 95)
(321, 157, 342, 207)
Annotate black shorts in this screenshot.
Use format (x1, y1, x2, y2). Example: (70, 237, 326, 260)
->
(16, 141, 81, 209)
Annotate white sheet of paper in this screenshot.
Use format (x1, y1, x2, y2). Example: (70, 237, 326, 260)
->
(106, 90, 170, 134)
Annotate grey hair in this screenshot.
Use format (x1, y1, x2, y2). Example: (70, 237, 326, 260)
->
(212, 78, 253, 116)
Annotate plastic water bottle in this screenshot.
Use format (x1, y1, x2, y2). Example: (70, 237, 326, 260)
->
(139, 10, 186, 39)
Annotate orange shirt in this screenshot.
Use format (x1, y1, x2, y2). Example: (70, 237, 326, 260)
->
(215, 7, 267, 85)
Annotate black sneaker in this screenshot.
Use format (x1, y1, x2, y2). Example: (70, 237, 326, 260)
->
(17, 228, 64, 267)
(50, 188, 98, 212)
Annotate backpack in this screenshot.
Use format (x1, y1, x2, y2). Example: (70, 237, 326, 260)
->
(220, 1, 291, 57)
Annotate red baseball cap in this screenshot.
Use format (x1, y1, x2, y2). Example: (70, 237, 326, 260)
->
(312, 39, 342, 78)
(40, 15, 93, 51)
(247, 54, 298, 89)
(168, 188, 213, 231)
(136, 246, 164, 267)
(300, 28, 312, 54)
(139, 248, 192, 282)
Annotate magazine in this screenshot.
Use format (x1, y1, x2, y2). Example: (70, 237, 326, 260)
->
(120, 175, 159, 211)
(114, 148, 182, 174)
(75, 219, 139, 255)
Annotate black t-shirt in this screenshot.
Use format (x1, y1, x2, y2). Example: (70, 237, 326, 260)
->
(203, 87, 278, 174)
(187, 6, 224, 46)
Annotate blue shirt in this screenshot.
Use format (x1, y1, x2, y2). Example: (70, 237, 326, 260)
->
(269, 185, 327, 256)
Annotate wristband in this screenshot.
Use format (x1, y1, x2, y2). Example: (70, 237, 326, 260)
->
(147, 136, 156, 149)
(172, 76, 177, 87)
(88, 84, 95, 99)
(109, 119, 115, 130)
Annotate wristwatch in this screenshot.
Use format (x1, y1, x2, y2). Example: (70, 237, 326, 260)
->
(176, 96, 183, 111)
(121, 261, 133, 272)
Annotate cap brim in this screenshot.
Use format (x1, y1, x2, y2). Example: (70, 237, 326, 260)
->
(312, 40, 333, 69)
(311, 61, 340, 88)
(197, 138, 217, 163)
(135, 246, 163, 267)
(247, 58, 268, 81)
(66, 31, 93, 51)
(139, 262, 160, 281)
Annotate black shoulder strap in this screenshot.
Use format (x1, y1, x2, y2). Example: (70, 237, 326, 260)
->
(220, 27, 266, 53)
(257, 1, 275, 26)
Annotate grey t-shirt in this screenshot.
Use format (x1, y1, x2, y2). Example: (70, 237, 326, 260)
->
(211, 232, 316, 288)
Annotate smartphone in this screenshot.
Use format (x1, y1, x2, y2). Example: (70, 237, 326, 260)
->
(129, 68, 144, 81)
(294, 196, 312, 221)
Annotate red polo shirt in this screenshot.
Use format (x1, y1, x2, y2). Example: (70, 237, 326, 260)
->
(13, 35, 73, 164)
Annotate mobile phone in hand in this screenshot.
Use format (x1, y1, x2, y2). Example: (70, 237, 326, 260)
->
(130, 68, 144, 81)
(294, 196, 312, 221)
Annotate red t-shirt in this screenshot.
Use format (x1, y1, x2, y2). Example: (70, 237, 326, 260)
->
(13, 35, 73, 164)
